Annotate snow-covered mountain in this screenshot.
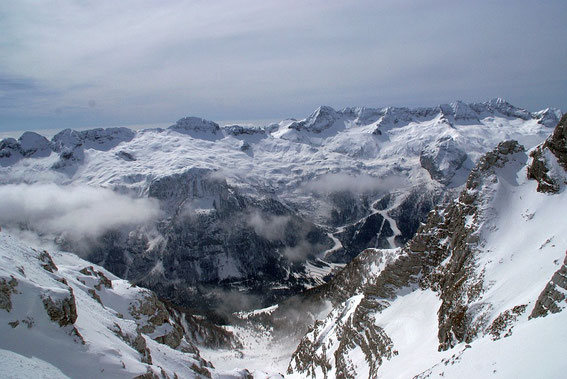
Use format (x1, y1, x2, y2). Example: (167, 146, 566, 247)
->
(0, 99, 561, 317)
(286, 114, 567, 378)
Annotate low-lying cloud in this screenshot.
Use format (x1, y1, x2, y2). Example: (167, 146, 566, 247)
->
(304, 173, 408, 194)
(0, 183, 161, 241)
(245, 210, 291, 241)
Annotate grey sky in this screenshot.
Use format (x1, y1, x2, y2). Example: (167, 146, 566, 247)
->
(1, 0, 566, 133)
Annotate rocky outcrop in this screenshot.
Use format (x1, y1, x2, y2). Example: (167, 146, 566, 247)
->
(528, 113, 567, 193)
(79, 266, 112, 289)
(0, 276, 18, 312)
(419, 141, 526, 350)
(112, 323, 153, 365)
(530, 253, 567, 318)
(130, 292, 184, 349)
(42, 289, 78, 327)
(488, 304, 527, 340)
(420, 136, 469, 185)
(38, 250, 58, 273)
(333, 298, 395, 379)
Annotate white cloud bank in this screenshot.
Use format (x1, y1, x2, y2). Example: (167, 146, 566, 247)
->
(304, 173, 408, 194)
(0, 183, 161, 240)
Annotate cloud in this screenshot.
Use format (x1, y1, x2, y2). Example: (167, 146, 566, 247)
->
(245, 210, 291, 241)
(304, 173, 408, 194)
(282, 240, 317, 262)
(208, 287, 263, 318)
(0, 183, 161, 241)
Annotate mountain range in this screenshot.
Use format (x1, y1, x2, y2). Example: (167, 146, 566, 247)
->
(0, 99, 566, 377)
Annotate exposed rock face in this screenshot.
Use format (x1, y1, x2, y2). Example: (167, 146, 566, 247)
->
(130, 292, 185, 350)
(419, 140, 526, 351)
(38, 250, 58, 273)
(333, 298, 394, 379)
(528, 113, 567, 193)
(488, 304, 527, 340)
(112, 323, 154, 365)
(42, 289, 78, 327)
(0, 234, 218, 378)
(545, 113, 567, 168)
(420, 136, 469, 185)
(79, 266, 112, 290)
(18, 132, 52, 158)
(0, 276, 18, 311)
(530, 253, 567, 318)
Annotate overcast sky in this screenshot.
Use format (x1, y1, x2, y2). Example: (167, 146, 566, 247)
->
(1, 0, 566, 133)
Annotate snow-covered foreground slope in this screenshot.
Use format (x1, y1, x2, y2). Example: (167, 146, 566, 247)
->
(0, 232, 287, 378)
(288, 115, 567, 378)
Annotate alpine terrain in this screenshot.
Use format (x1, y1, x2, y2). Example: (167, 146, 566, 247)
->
(0, 100, 566, 378)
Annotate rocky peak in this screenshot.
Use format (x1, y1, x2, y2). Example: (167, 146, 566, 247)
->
(448, 100, 481, 122)
(533, 107, 563, 128)
(302, 105, 340, 132)
(168, 117, 221, 136)
(18, 132, 52, 158)
(51, 127, 135, 152)
(0, 132, 53, 166)
(51, 129, 83, 152)
(484, 97, 531, 119)
(286, 105, 340, 134)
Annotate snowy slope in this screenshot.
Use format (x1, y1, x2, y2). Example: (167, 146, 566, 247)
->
(288, 117, 567, 378)
(0, 232, 221, 378)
